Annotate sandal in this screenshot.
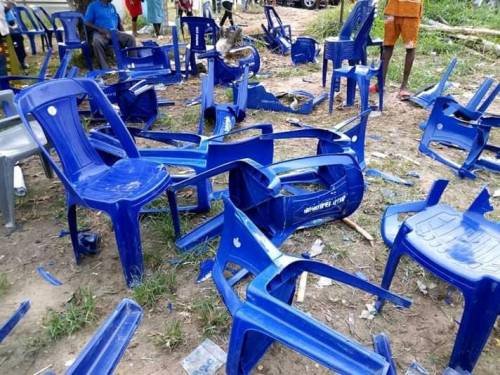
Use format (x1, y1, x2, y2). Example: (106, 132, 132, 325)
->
(397, 89, 412, 101)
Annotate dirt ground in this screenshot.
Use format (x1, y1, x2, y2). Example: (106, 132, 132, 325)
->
(1, 5, 499, 375)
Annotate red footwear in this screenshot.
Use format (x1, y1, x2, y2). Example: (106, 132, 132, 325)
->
(369, 84, 379, 94)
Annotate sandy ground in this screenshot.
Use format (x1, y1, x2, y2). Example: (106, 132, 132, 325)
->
(0, 5, 499, 375)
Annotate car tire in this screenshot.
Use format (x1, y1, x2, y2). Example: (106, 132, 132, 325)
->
(301, 0, 317, 10)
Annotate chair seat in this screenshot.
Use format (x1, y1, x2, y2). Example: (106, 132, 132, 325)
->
(0, 120, 46, 158)
(405, 204, 500, 280)
(75, 159, 170, 203)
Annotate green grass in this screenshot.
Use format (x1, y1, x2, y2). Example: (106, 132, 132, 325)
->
(0, 273, 9, 298)
(193, 292, 230, 337)
(44, 288, 97, 341)
(153, 319, 184, 351)
(132, 270, 177, 308)
(305, 6, 351, 40)
(423, 0, 500, 29)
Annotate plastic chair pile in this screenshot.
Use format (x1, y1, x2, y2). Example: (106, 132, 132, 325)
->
(12, 5, 48, 55)
(419, 82, 499, 178)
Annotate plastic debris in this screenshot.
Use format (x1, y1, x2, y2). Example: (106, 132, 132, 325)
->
(371, 151, 387, 159)
(416, 280, 428, 295)
(407, 171, 421, 178)
(397, 154, 421, 166)
(381, 188, 396, 202)
(36, 266, 63, 286)
(494, 189, 500, 198)
(366, 168, 414, 186)
(296, 272, 308, 303)
(196, 259, 214, 283)
(354, 271, 368, 280)
(0, 300, 31, 343)
(405, 361, 429, 375)
(303, 239, 324, 259)
(316, 276, 333, 288)
(13, 165, 27, 197)
(182, 339, 227, 375)
(359, 302, 377, 320)
(442, 367, 471, 375)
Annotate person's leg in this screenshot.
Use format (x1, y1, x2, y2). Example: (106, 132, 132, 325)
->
(227, 2, 234, 26)
(382, 46, 394, 84)
(92, 32, 110, 69)
(399, 17, 421, 97)
(220, 3, 229, 27)
(131, 16, 138, 36)
(401, 48, 415, 91)
(11, 32, 27, 69)
(153, 23, 161, 36)
(117, 31, 137, 51)
(371, 15, 398, 93)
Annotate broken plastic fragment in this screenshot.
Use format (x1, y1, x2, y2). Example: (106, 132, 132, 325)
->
(182, 339, 227, 375)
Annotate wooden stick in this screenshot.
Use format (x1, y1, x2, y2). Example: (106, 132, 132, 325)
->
(421, 21, 500, 37)
(342, 218, 375, 247)
(296, 272, 308, 303)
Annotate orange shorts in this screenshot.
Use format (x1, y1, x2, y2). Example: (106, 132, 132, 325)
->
(383, 15, 421, 49)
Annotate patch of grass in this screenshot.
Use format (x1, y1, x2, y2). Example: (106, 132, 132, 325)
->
(0, 273, 9, 298)
(305, 6, 349, 40)
(180, 106, 201, 128)
(153, 319, 184, 351)
(25, 334, 51, 355)
(132, 270, 177, 308)
(192, 292, 230, 337)
(44, 288, 97, 341)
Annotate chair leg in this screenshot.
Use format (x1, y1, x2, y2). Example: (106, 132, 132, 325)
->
(28, 35, 37, 55)
(82, 45, 93, 70)
(328, 71, 336, 113)
(0, 158, 15, 229)
(111, 206, 144, 287)
(322, 57, 327, 87)
(449, 287, 500, 373)
(39, 151, 53, 179)
(67, 204, 83, 262)
(375, 247, 404, 312)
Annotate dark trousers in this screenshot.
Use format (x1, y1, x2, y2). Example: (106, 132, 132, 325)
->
(220, 2, 234, 27)
(92, 31, 136, 69)
(10, 31, 26, 65)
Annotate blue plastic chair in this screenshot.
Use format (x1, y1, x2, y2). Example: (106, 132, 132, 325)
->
(261, 5, 292, 55)
(322, 0, 382, 89)
(213, 45, 260, 86)
(0, 300, 30, 343)
(201, 164, 410, 374)
(31, 6, 56, 48)
(419, 96, 499, 179)
(66, 298, 143, 374)
(201, 1, 220, 40)
(167, 129, 363, 251)
(329, 63, 383, 113)
(181, 16, 219, 76)
(12, 5, 48, 55)
(232, 82, 327, 115)
(198, 51, 249, 136)
(291, 36, 320, 65)
(110, 26, 183, 85)
(15, 78, 172, 287)
(88, 124, 275, 215)
(377, 180, 500, 373)
(52, 11, 93, 70)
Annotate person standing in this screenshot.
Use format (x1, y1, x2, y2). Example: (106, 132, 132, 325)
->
(3, 1, 27, 70)
(220, 0, 234, 27)
(84, 0, 136, 69)
(376, 0, 423, 100)
(146, 0, 164, 37)
(124, 0, 143, 36)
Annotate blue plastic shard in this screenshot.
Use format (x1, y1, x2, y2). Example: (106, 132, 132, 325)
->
(410, 58, 457, 109)
(366, 168, 414, 186)
(0, 300, 31, 343)
(36, 266, 63, 286)
(372, 333, 397, 375)
(197, 259, 215, 283)
(66, 298, 143, 374)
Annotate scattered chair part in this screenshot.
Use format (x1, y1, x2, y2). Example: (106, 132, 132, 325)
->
(168, 130, 362, 251)
(66, 298, 143, 374)
(12, 5, 48, 55)
(213, 45, 260, 86)
(291, 36, 320, 65)
(333, 109, 370, 169)
(409, 58, 457, 109)
(51, 11, 93, 70)
(31, 5, 56, 48)
(419, 96, 499, 179)
(181, 16, 219, 76)
(16, 78, 172, 287)
(372, 333, 397, 375)
(233, 81, 327, 115)
(261, 5, 292, 55)
(0, 300, 31, 343)
(36, 266, 63, 286)
(377, 179, 500, 374)
(329, 63, 383, 113)
(322, 0, 382, 90)
(366, 168, 414, 186)
(110, 26, 183, 85)
(0, 89, 52, 230)
(206, 178, 410, 374)
(198, 51, 249, 136)
(89, 124, 274, 215)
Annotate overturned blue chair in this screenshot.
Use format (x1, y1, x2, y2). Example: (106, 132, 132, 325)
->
(291, 36, 320, 65)
(167, 128, 362, 251)
(419, 96, 499, 179)
(181, 16, 219, 76)
(377, 180, 500, 374)
(191, 160, 411, 374)
(110, 26, 183, 85)
(52, 11, 93, 70)
(261, 5, 292, 55)
(16, 78, 172, 287)
(66, 298, 143, 374)
(322, 0, 381, 90)
(198, 51, 249, 136)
